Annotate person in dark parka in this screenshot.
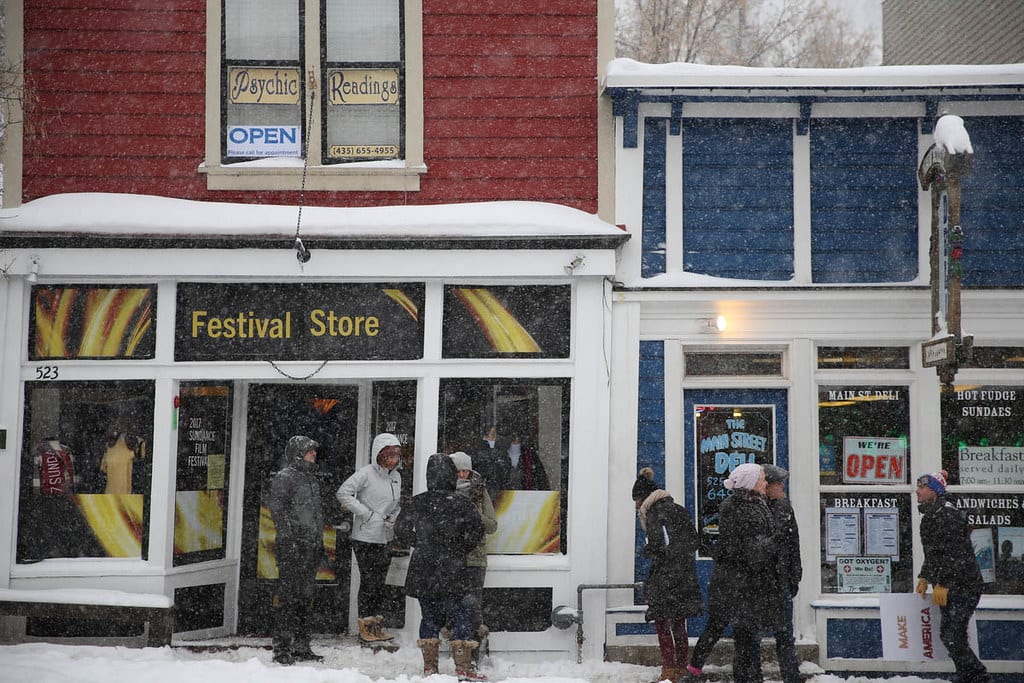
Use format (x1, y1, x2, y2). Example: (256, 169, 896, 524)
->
(267, 435, 325, 665)
(633, 467, 703, 683)
(687, 463, 782, 683)
(395, 453, 486, 680)
(915, 470, 990, 683)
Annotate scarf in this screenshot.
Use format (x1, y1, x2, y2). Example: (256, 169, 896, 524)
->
(637, 489, 672, 530)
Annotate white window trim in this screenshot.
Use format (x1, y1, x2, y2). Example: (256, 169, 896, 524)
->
(202, 0, 425, 192)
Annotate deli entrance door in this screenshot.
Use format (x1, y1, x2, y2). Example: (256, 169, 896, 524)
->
(238, 383, 359, 635)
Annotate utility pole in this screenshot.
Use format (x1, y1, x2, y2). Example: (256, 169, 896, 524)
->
(918, 114, 973, 389)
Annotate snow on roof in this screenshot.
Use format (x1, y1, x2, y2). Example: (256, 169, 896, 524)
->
(0, 193, 623, 240)
(605, 57, 1024, 89)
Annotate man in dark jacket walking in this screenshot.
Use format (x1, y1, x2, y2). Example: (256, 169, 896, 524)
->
(267, 435, 325, 665)
(759, 464, 802, 683)
(915, 470, 990, 683)
(395, 453, 486, 680)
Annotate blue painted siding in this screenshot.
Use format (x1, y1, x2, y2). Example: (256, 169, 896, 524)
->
(682, 118, 794, 280)
(825, 617, 1024, 661)
(810, 118, 919, 283)
(961, 116, 1024, 287)
(642, 119, 668, 277)
(635, 340, 665, 585)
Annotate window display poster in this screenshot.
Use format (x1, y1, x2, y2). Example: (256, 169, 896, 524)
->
(864, 508, 900, 558)
(880, 593, 978, 661)
(953, 493, 1024, 594)
(837, 556, 891, 593)
(941, 385, 1024, 484)
(695, 405, 774, 548)
(826, 508, 860, 561)
(442, 285, 571, 358)
(30, 285, 157, 359)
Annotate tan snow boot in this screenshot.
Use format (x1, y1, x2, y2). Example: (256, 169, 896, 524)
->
(658, 666, 679, 682)
(451, 639, 487, 681)
(418, 637, 440, 675)
(358, 616, 380, 643)
(373, 614, 394, 641)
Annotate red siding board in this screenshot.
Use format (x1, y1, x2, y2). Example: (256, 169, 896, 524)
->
(19, 1, 599, 213)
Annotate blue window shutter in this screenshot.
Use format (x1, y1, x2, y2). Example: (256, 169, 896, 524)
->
(642, 119, 668, 277)
(682, 118, 794, 280)
(960, 116, 1024, 287)
(810, 118, 918, 283)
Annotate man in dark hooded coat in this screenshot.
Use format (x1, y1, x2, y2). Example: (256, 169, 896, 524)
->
(395, 453, 486, 680)
(267, 435, 325, 665)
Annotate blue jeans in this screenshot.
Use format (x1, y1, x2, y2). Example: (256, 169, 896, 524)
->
(418, 595, 473, 641)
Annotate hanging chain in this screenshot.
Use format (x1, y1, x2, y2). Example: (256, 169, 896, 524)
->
(294, 68, 317, 263)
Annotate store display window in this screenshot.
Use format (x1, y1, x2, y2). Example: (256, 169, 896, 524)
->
(174, 382, 233, 566)
(818, 385, 910, 486)
(940, 384, 1024, 595)
(438, 378, 570, 554)
(17, 380, 155, 562)
(29, 285, 156, 360)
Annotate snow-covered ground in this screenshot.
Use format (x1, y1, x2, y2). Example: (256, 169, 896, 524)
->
(0, 637, 961, 683)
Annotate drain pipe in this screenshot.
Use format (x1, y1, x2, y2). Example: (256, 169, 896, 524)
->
(551, 582, 643, 664)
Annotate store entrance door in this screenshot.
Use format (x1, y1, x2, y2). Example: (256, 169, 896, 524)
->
(237, 383, 359, 635)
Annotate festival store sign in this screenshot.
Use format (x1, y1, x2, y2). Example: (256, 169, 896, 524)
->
(695, 405, 774, 547)
(174, 283, 424, 361)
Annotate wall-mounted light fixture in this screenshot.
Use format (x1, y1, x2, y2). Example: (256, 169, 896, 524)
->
(27, 256, 40, 283)
(702, 315, 726, 334)
(564, 255, 585, 276)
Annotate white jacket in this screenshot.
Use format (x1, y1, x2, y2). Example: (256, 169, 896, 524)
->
(335, 462, 402, 544)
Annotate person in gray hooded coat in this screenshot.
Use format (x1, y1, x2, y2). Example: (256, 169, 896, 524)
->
(267, 435, 325, 665)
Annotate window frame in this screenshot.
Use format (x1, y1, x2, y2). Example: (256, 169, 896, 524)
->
(203, 0, 424, 192)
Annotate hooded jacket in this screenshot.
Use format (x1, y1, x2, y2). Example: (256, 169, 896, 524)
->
(394, 453, 485, 598)
(456, 470, 498, 568)
(335, 436, 403, 544)
(268, 436, 325, 550)
(638, 493, 703, 621)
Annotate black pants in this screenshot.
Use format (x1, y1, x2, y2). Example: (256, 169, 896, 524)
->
(273, 541, 318, 655)
(940, 588, 989, 683)
(352, 539, 391, 618)
(689, 611, 727, 669)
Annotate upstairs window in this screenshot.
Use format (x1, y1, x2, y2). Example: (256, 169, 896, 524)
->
(208, 0, 423, 191)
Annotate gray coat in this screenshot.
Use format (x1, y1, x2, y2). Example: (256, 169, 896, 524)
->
(268, 459, 325, 550)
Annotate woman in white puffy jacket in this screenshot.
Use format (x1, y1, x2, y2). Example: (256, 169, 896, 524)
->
(336, 432, 403, 643)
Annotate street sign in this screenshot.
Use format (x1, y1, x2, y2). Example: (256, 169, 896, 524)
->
(921, 336, 955, 367)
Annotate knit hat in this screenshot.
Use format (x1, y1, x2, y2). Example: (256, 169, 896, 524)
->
(917, 470, 948, 496)
(632, 467, 660, 501)
(763, 464, 789, 484)
(371, 433, 401, 461)
(724, 463, 762, 491)
(449, 451, 473, 472)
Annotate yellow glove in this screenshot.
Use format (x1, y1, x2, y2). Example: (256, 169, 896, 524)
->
(915, 577, 929, 597)
(931, 584, 949, 607)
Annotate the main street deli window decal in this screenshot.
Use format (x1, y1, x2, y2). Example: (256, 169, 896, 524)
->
(941, 385, 1024, 486)
(695, 405, 774, 552)
(30, 285, 156, 360)
(174, 382, 233, 566)
(442, 285, 571, 358)
(175, 283, 424, 361)
(819, 492, 913, 594)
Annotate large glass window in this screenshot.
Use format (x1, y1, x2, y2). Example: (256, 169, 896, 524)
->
(17, 381, 155, 562)
(818, 384, 912, 594)
(174, 382, 233, 566)
(941, 384, 1024, 595)
(212, 0, 422, 191)
(438, 378, 569, 555)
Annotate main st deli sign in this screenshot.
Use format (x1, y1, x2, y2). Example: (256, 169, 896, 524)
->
(175, 283, 423, 361)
